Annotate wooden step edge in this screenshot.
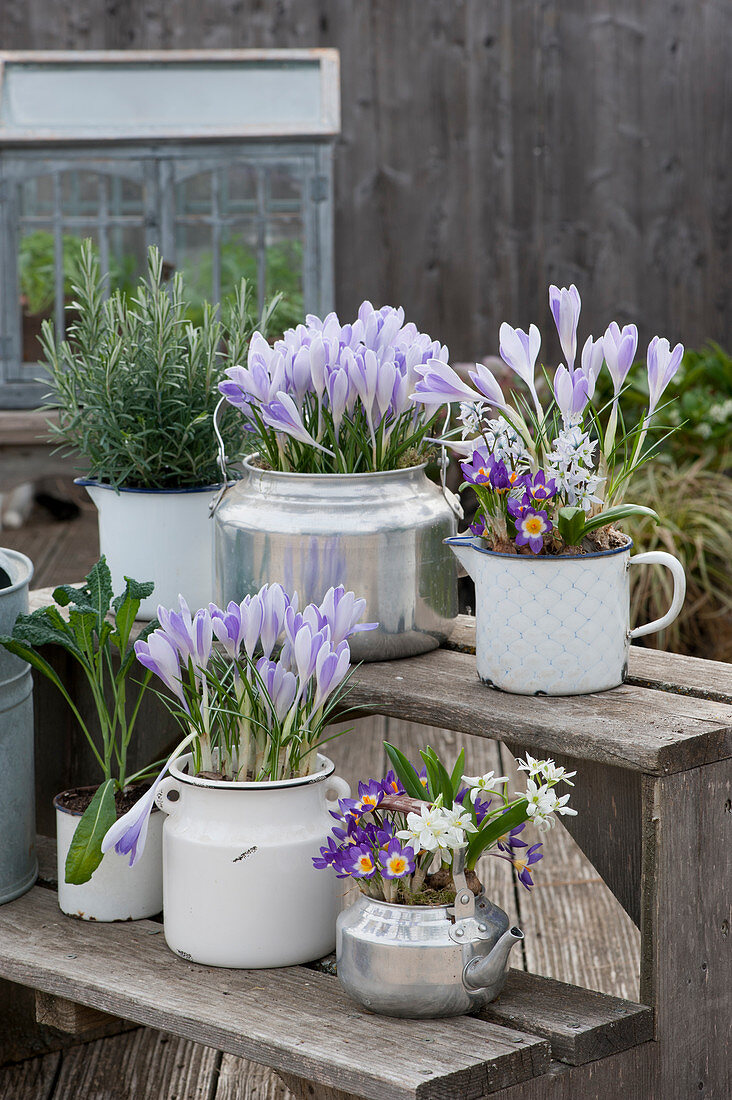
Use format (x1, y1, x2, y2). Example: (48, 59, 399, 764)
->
(477, 968, 654, 1067)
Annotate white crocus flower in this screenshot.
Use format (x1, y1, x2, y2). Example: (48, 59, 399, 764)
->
(462, 771, 509, 804)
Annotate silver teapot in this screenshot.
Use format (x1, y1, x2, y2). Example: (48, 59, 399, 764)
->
(336, 851, 523, 1018)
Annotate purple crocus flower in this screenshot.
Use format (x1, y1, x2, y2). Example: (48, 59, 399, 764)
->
(325, 365, 351, 434)
(495, 822, 528, 853)
(603, 322, 638, 395)
(381, 769, 405, 796)
(101, 732, 196, 867)
(310, 639, 351, 712)
(553, 364, 590, 425)
(467, 362, 508, 409)
(261, 392, 334, 455)
(353, 779, 384, 814)
(514, 508, 552, 553)
(498, 323, 542, 409)
(313, 835, 341, 870)
(494, 842, 543, 889)
(646, 336, 684, 414)
(135, 632, 188, 709)
(411, 359, 483, 407)
(459, 447, 493, 486)
(318, 585, 377, 645)
(580, 335, 605, 398)
(549, 284, 582, 371)
(488, 458, 526, 495)
(468, 518, 489, 538)
(524, 469, 558, 503)
(341, 843, 378, 879)
(156, 596, 213, 673)
(378, 838, 416, 879)
(259, 583, 290, 659)
(255, 657, 297, 723)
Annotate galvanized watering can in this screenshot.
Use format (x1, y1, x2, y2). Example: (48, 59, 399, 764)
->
(336, 850, 523, 1018)
(0, 548, 37, 904)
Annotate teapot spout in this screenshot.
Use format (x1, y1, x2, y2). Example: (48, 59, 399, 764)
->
(463, 926, 524, 999)
(444, 536, 477, 581)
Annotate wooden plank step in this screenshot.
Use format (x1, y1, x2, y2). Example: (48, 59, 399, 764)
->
(481, 969, 652, 1066)
(0, 888, 550, 1100)
(345, 647, 732, 775)
(446, 615, 732, 704)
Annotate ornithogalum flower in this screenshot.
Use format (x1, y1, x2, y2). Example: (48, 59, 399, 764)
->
(461, 771, 509, 802)
(514, 508, 552, 554)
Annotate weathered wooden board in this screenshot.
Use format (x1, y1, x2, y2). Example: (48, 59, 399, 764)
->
(0, 888, 551, 1100)
(345, 648, 732, 776)
(639, 757, 732, 1099)
(480, 969, 651, 1066)
(446, 616, 732, 704)
(0, 1049, 60, 1100)
(50, 1028, 219, 1100)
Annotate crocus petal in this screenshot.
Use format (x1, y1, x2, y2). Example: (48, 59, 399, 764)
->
(647, 336, 684, 414)
(549, 284, 582, 371)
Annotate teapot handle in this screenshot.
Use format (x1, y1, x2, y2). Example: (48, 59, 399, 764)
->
(629, 551, 686, 640)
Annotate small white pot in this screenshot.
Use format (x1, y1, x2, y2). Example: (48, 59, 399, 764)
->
(78, 480, 218, 619)
(155, 754, 350, 968)
(446, 536, 686, 695)
(54, 788, 163, 921)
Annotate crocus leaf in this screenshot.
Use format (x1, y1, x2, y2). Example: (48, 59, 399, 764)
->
(64, 779, 117, 885)
(582, 504, 659, 535)
(557, 506, 587, 547)
(466, 799, 529, 867)
(384, 742, 427, 800)
(450, 748, 466, 800)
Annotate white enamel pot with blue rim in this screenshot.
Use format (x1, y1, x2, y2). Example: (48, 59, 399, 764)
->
(78, 480, 219, 619)
(446, 535, 686, 696)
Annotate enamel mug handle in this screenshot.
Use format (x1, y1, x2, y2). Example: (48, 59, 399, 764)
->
(155, 776, 182, 814)
(629, 551, 686, 640)
(325, 775, 350, 809)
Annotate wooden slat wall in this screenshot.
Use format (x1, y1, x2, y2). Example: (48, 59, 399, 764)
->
(3, 0, 730, 360)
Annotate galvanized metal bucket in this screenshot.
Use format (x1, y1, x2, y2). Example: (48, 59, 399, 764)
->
(212, 457, 459, 661)
(0, 548, 37, 905)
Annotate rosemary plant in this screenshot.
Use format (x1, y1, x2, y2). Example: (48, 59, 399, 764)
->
(41, 241, 281, 489)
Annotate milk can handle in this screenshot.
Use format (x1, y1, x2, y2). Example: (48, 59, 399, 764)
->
(629, 551, 686, 640)
(210, 396, 232, 517)
(155, 776, 182, 815)
(324, 775, 350, 809)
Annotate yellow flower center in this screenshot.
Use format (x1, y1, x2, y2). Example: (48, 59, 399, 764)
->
(389, 856, 407, 874)
(357, 855, 373, 872)
(524, 517, 544, 535)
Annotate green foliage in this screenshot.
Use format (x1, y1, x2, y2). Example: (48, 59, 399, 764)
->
(181, 237, 304, 333)
(626, 456, 732, 660)
(0, 557, 156, 789)
(40, 241, 281, 489)
(64, 779, 116, 885)
(19, 231, 136, 316)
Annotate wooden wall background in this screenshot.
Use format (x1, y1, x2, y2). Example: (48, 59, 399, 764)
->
(3, 0, 730, 361)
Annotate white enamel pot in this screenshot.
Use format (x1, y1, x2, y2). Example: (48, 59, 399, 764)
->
(446, 536, 686, 696)
(54, 788, 163, 921)
(77, 480, 218, 619)
(155, 753, 350, 968)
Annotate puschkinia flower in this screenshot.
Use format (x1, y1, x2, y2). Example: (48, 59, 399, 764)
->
(494, 842, 543, 889)
(378, 839, 416, 879)
(646, 335, 684, 414)
(461, 771, 509, 803)
(549, 284, 581, 371)
(514, 508, 552, 553)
